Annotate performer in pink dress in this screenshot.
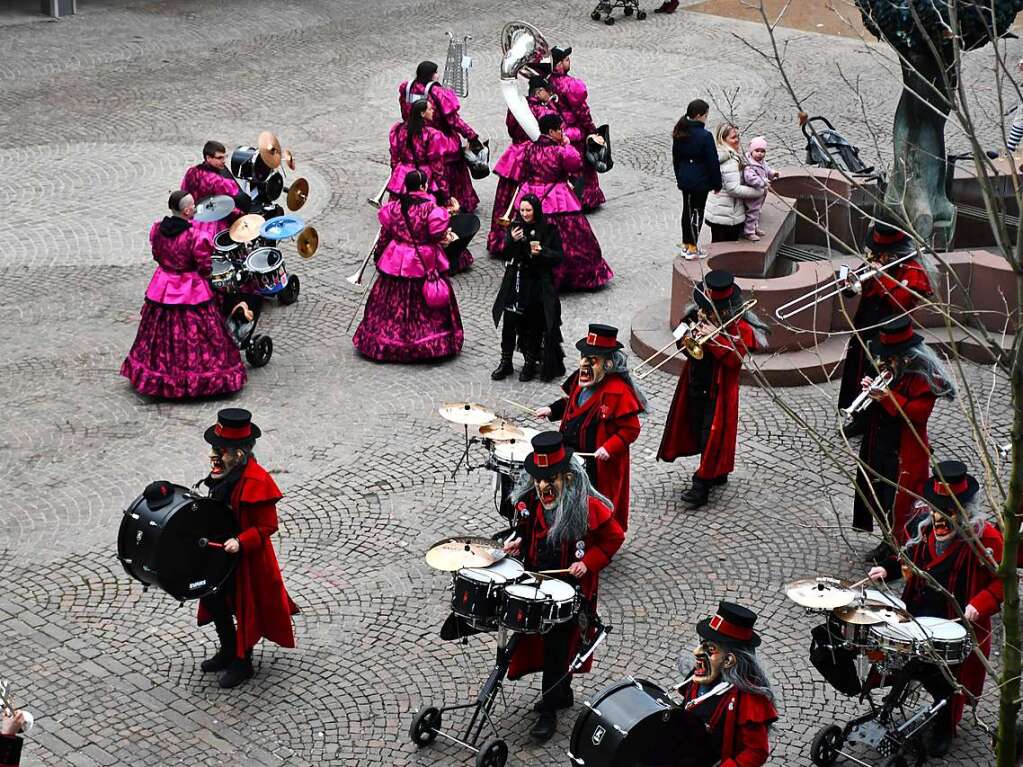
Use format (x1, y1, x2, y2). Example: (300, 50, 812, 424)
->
(517, 113, 612, 291)
(180, 140, 249, 239)
(353, 171, 463, 362)
(387, 99, 449, 203)
(548, 47, 606, 211)
(487, 76, 561, 256)
(120, 191, 246, 398)
(399, 61, 483, 214)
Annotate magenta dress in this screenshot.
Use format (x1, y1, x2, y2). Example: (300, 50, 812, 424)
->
(549, 72, 605, 210)
(517, 137, 612, 291)
(398, 80, 480, 213)
(353, 192, 463, 361)
(180, 163, 245, 240)
(120, 217, 247, 398)
(487, 97, 560, 256)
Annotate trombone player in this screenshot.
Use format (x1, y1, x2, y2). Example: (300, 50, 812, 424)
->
(658, 270, 768, 509)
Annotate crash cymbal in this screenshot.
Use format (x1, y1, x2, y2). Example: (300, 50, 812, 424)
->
(284, 148, 296, 171)
(297, 226, 319, 258)
(833, 602, 911, 626)
(784, 577, 856, 610)
(260, 215, 305, 241)
(439, 402, 496, 427)
(193, 195, 235, 222)
(287, 177, 309, 211)
(229, 214, 266, 244)
(479, 421, 526, 442)
(425, 536, 505, 571)
(257, 131, 282, 170)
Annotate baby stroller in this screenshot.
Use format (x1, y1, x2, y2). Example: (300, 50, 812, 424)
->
(227, 300, 273, 368)
(210, 258, 274, 368)
(591, 0, 646, 25)
(803, 116, 878, 177)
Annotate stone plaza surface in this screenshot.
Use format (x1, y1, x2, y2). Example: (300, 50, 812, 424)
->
(0, 0, 1014, 765)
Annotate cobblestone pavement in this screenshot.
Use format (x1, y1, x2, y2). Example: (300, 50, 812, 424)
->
(0, 1, 1014, 765)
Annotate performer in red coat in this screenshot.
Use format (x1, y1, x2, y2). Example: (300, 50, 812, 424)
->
(196, 408, 299, 688)
(658, 270, 767, 509)
(536, 323, 645, 532)
(854, 315, 954, 558)
(675, 601, 778, 767)
(869, 460, 1002, 757)
(503, 432, 625, 742)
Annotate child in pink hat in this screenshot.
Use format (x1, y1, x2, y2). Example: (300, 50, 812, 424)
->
(742, 136, 779, 241)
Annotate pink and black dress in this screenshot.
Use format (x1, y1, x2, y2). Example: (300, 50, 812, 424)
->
(180, 163, 248, 240)
(353, 192, 463, 362)
(549, 71, 605, 210)
(120, 217, 246, 398)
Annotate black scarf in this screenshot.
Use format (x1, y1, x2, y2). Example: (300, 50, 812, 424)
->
(158, 216, 190, 238)
(203, 460, 246, 505)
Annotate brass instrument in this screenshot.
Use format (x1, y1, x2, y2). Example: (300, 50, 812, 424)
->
(500, 22, 551, 142)
(841, 369, 894, 415)
(635, 300, 757, 379)
(367, 179, 389, 209)
(631, 318, 698, 378)
(442, 32, 472, 98)
(496, 185, 521, 228)
(346, 227, 383, 288)
(774, 251, 917, 321)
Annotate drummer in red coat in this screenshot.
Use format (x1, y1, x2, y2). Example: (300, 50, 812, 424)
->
(658, 270, 767, 509)
(535, 324, 645, 532)
(869, 460, 1003, 757)
(196, 408, 299, 689)
(503, 432, 625, 743)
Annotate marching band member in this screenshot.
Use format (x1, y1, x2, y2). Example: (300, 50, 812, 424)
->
(658, 270, 767, 509)
(838, 222, 932, 438)
(520, 113, 613, 291)
(0, 709, 25, 767)
(491, 193, 565, 383)
(353, 171, 463, 362)
(854, 315, 954, 557)
(504, 432, 625, 742)
(535, 324, 645, 532)
(547, 46, 606, 211)
(387, 98, 449, 206)
(120, 191, 247, 399)
(399, 61, 483, 214)
(180, 140, 250, 237)
(675, 601, 778, 767)
(486, 76, 561, 256)
(197, 408, 299, 689)
(868, 460, 1003, 756)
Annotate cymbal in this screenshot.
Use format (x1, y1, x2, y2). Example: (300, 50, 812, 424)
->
(284, 148, 296, 171)
(257, 131, 282, 170)
(297, 226, 319, 258)
(833, 602, 911, 626)
(425, 536, 505, 571)
(784, 577, 856, 610)
(287, 177, 309, 211)
(193, 195, 235, 222)
(229, 214, 265, 243)
(479, 421, 526, 442)
(260, 215, 305, 241)
(439, 402, 496, 427)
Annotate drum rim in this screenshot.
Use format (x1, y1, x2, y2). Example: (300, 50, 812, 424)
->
(245, 247, 284, 271)
(538, 579, 576, 599)
(458, 568, 507, 584)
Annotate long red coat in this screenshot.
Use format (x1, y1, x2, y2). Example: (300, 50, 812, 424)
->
(508, 495, 625, 680)
(547, 372, 643, 531)
(678, 680, 778, 767)
(197, 459, 299, 654)
(657, 319, 756, 479)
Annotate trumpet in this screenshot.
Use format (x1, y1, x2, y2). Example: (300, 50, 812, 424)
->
(842, 369, 894, 415)
(346, 227, 383, 288)
(367, 179, 389, 209)
(774, 251, 917, 321)
(497, 185, 521, 228)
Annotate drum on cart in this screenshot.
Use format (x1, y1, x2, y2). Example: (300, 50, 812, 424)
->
(499, 577, 578, 634)
(870, 616, 970, 664)
(245, 247, 289, 295)
(210, 256, 239, 293)
(451, 557, 524, 630)
(486, 427, 539, 478)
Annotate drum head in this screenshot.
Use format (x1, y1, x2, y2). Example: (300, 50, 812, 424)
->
(539, 578, 575, 601)
(246, 247, 283, 272)
(873, 619, 930, 643)
(459, 567, 507, 584)
(157, 495, 238, 600)
(230, 146, 258, 179)
(916, 617, 967, 641)
(863, 589, 906, 610)
(505, 581, 546, 601)
(258, 172, 284, 202)
(214, 230, 241, 254)
(484, 556, 524, 580)
(211, 256, 234, 276)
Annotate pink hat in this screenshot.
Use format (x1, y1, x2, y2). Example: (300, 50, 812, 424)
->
(748, 136, 767, 152)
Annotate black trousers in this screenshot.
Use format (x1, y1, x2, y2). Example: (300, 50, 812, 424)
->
(709, 221, 743, 242)
(501, 310, 544, 358)
(199, 577, 240, 657)
(680, 190, 709, 246)
(540, 620, 575, 711)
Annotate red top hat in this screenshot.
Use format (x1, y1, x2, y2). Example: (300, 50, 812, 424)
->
(575, 323, 624, 355)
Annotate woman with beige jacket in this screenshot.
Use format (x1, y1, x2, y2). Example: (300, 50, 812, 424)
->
(704, 123, 765, 242)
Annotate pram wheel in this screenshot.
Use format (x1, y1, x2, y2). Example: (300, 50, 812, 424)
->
(637, 9, 646, 19)
(475, 737, 507, 767)
(246, 334, 273, 368)
(408, 706, 441, 747)
(604, 15, 615, 24)
(810, 724, 843, 766)
(623, 5, 633, 14)
(591, 10, 602, 20)
(277, 274, 300, 305)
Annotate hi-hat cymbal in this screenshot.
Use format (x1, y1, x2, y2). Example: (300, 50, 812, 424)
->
(425, 536, 505, 571)
(284, 148, 296, 171)
(833, 602, 911, 626)
(784, 577, 856, 610)
(193, 195, 235, 222)
(257, 131, 282, 170)
(297, 226, 319, 258)
(439, 402, 496, 427)
(479, 421, 526, 442)
(287, 177, 309, 211)
(229, 214, 266, 243)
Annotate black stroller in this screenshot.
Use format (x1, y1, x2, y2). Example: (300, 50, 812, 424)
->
(803, 116, 878, 176)
(591, 0, 646, 24)
(210, 264, 273, 368)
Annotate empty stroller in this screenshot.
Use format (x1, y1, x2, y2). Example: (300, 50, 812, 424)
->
(803, 116, 876, 175)
(591, 0, 646, 25)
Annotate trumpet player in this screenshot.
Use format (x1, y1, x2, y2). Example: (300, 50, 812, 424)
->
(838, 222, 932, 439)
(658, 271, 768, 509)
(548, 46, 606, 211)
(853, 316, 955, 557)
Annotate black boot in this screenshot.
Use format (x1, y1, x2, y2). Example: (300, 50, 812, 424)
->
(709, 474, 729, 487)
(491, 354, 514, 380)
(680, 477, 710, 508)
(519, 355, 538, 382)
(218, 650, 254, 689)
(201, 617, 236, 673)
(533, 687, 574, 712)
(529, 710, 558, 742)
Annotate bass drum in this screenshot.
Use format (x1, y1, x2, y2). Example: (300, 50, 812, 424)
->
(568, 679, 713, 767)
(117, 482, 238, 602)
(443, 212, 480, 261)
(230, 145, 273, 183)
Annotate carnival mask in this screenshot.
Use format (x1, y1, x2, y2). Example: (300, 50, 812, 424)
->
(692, 641, 734, 685)
(209, 447, 244, 479)
(931, 510, 956, 540)
(535, 472, 569, 510)
(578, 355, 609, 388)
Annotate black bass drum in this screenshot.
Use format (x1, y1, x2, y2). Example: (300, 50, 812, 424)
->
(117, 481, 238, 602)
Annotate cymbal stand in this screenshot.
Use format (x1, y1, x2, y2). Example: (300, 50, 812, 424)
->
(451, 425, 480, 478)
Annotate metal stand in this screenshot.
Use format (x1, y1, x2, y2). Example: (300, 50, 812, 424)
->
(451, 425, 482, 478)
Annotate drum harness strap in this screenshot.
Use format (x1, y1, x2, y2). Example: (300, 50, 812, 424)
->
(679, 675, 736, 732)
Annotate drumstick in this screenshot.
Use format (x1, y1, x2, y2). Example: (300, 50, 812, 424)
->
(849, 575, 873, 590)
(575, 452, 597, 458)
(535, 568, 573, 575)
(501, 398, 544, 418)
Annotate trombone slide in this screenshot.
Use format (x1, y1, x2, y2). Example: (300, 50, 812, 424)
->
(497, 185, 521, 227)
(367, 180, 389, 209)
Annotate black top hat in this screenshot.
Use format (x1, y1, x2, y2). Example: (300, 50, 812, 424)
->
(537, 112, 563, 135)
(693, 269, 743, 315)
(551, 46, 573, 65)
(922, 460, 980, 514)
(867, 221, 913, 255)
(524, 431, 575, 479)
(697, 600, 762, 648)
(528, 75, 551, 94)
(204, 408, 262, 448)
(869, 315, 923, 358)
(575, 323, 624, 356)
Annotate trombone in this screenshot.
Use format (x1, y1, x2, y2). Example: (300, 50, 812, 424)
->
(346, 227, 383, 288)
(774, 251, 917, 321)
(367, 179, 389, 209)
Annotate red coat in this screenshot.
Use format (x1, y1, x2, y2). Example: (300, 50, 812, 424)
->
(197, 459, 299, 653)
(547, 372, 643, 531)
(678, 680, 778, 767)
(507, 495, 624, 680)
(657, 319, 757, 479)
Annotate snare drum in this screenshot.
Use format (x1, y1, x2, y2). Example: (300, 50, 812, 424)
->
(245, 247, 289, 295)
(915, 617, 970, 664)
(451, 557, 524, 629)
(210, 256, 238, 293)
(487, 428, 539, 477)
(869, 617, 969, 664)
(827, 613, 875, 649)
(214, 229, 243, 258)
(500, 577, 579, 634)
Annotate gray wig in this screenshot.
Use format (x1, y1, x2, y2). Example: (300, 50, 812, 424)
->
(677, 642, 776, 705)
(511, 456, 613, 547)
(902, 344, 956, 399)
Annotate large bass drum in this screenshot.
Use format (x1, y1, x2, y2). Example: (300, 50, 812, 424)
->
(117, 482, 238, 601)
(568, 679, 713, 767)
